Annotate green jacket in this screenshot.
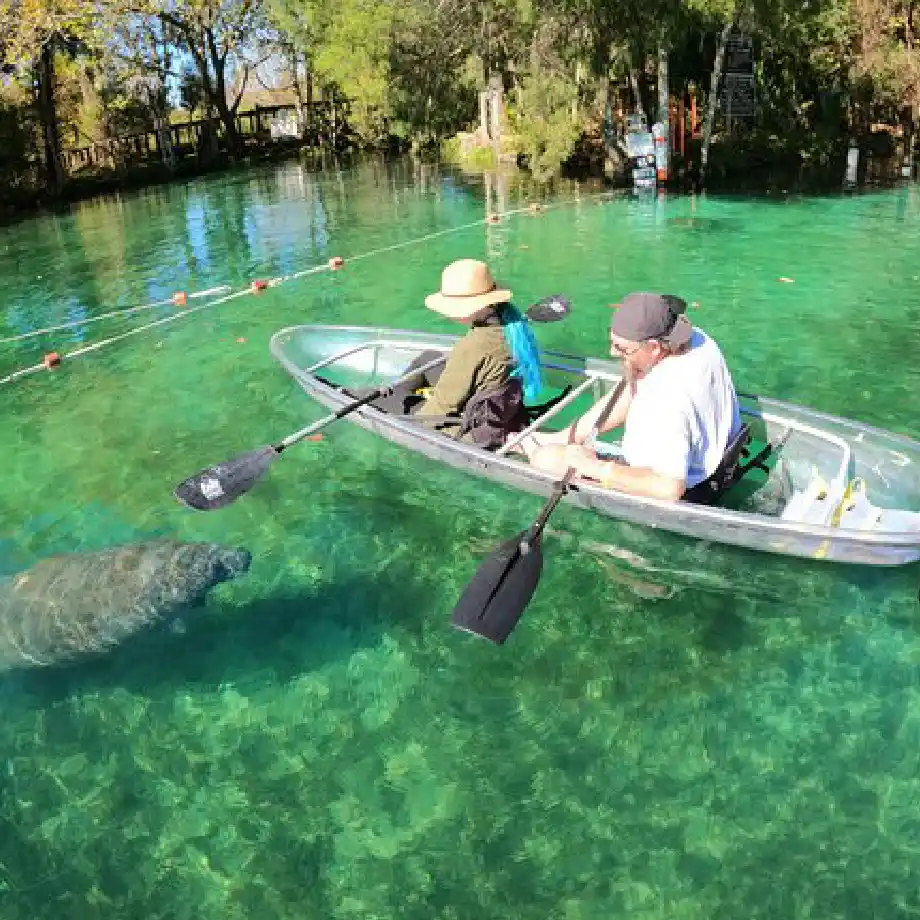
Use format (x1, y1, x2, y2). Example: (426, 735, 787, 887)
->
(415, 324, 514, 424)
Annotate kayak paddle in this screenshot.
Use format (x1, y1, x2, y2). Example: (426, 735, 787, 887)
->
(450, 467, 577, 644)
(449, 377, 628, 644)
(173, 294, 572, 512)
(173, 353, 448, 512)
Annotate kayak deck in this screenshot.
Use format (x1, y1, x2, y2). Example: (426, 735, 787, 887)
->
(270, 324, 920, 567)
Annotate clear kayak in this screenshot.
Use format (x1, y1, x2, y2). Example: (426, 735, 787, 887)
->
(269, 324, 920, 567)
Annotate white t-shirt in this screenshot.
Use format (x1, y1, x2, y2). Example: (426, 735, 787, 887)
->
(619, 329, 741, 488)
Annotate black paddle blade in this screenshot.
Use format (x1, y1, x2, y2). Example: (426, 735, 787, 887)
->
(174, 445, 279, 511)
(526, 295, 571, 323)
(450, 531, 544, 644)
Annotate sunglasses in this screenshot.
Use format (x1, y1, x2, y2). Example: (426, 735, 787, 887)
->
(609, 338, 652, 358)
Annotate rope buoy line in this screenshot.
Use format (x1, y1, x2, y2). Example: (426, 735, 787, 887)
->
(0, 190, 617, 389)
(0, 285, 233, 345)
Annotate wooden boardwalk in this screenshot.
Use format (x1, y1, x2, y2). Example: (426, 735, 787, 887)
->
(61, 101, 342, 173)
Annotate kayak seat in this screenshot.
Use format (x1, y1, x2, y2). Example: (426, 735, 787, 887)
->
(683, 423, 755, 505)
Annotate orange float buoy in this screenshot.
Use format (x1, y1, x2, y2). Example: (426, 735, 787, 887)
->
(328, 256, 345, 270)
(236, 337, 246, 344)
(172, 291, 188, 306)
(43, 352, 62, 369)
(251, 279, 269, 292)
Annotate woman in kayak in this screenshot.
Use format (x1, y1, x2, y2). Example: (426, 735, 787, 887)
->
(395, 258, 543, 446)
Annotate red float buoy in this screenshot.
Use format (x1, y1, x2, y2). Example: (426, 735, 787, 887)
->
(43, 352, 62, 369)
(251, 279, 269, 292)
(328, 256, 345, 270)
(486, 214, 501, 224)
(172, 291, 188, 306)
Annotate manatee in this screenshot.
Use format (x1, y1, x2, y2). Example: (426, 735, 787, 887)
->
(0, 540, 251, 671)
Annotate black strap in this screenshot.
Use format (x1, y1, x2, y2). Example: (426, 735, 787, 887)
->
(524, 385, 574, 420)
(736, 442, 774, 478)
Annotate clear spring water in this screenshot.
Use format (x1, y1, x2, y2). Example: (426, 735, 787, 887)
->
(1, 157, 920, 918)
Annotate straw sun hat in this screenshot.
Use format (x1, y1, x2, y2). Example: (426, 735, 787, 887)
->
(424, 259, 512, 320)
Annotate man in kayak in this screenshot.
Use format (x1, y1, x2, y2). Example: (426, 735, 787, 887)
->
(522, 291, 741, 501)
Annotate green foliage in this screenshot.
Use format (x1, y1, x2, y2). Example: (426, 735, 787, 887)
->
(268, 0, 407, 143)
(440, 134, 501, 171)
(312, 0, 401, 142)
(507, 68, 582, 182)
(0, 83, 37, 195)
(0, 0, 919, 201)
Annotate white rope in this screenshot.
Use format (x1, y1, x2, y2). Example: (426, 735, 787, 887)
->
(0, 288, 251, 386)
(0, 190, 618, 389)
(0, 285, 233, 345)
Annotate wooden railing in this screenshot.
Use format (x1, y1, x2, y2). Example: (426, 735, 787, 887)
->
(61, 101, 343, 173)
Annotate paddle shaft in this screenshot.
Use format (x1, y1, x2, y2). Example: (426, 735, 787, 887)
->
(523, 467, 578, 548)
(274, 353, 448, 453)
(520, 378, 629, 546)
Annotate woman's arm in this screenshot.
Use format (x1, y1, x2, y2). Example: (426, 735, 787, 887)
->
(415, 334, 480, 417)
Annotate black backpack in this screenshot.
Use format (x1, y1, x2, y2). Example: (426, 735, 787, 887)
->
(455, 376, 527, 449)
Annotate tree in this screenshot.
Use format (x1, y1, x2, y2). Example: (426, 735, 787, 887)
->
(107, 14, 179, 167)
(0, 0, 135, 191)
(155, 0, 276, 158)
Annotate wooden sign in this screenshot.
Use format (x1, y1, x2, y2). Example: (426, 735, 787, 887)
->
(725, 34, 754, 74)
(724, 73, 756, 118)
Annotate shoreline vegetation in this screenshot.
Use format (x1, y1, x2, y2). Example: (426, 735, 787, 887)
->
(0, 0, 917, 223)
(1, 124, 913, 229)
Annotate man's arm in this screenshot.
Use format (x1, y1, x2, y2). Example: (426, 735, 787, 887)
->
(530, 443, 686, 501)
(596, 458, 686, 501)
(563, 444, 686, 500)
(565, 379, 635, 444)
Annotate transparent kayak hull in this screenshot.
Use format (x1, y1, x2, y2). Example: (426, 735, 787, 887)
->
(269, 324, 920, 567)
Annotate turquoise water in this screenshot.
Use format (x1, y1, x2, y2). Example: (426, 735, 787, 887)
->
(2, 158, 920, 918)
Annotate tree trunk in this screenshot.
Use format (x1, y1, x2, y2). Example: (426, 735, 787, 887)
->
(37, 43, 64, 194)
(289, 50, 310, 139)
(656, 42, 670, 181)
(657, 43, 669, 126)
(479, 89, 489, 141)
(907, 6, 917, 179)
(700, 20, 734, 186)
(488, 72, 503, 160)
(629, 63, 646, 126)
(212, 69, 241, 159)
(154, 111, 176, 170)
